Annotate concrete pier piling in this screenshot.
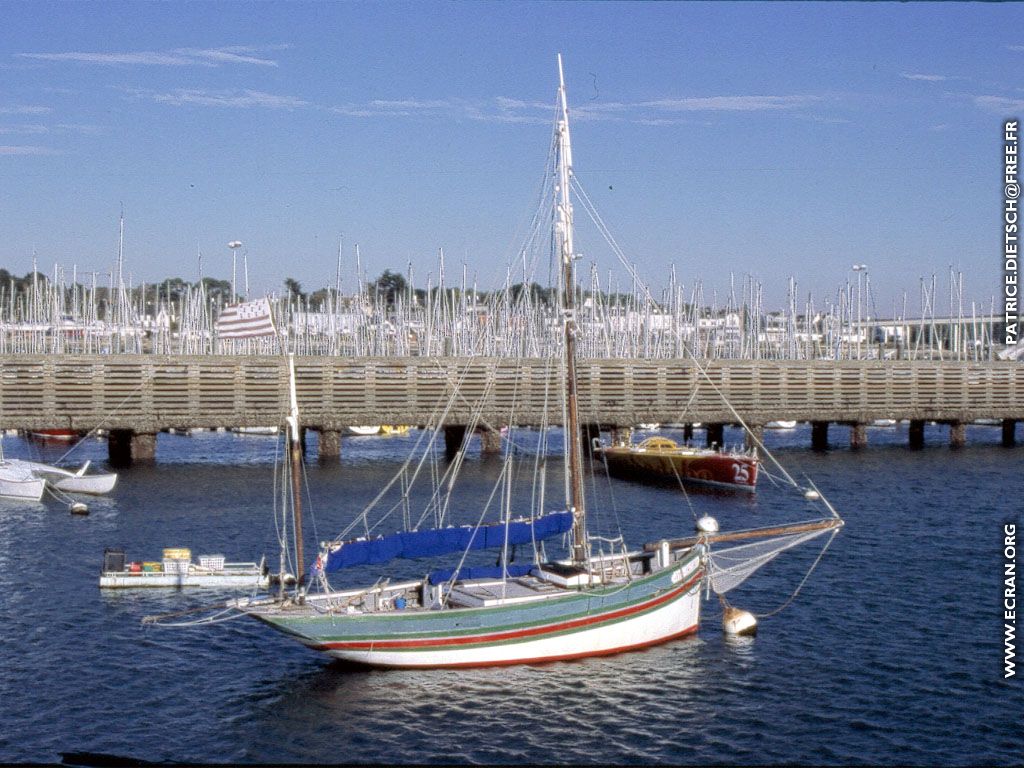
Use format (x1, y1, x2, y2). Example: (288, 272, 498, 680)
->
(745, 424, 764, 451)
(850, 423, 868, 450)
(478, 426, 503, 455)
(706, 423, 725, 449)
(909, 420, 925, 450)
(611, 427, 631, 446)
(444, 425, 467, 460)
(949, 421, 966, 449)
(1003, 419, 1017, 447)
(317, 429, 341, 460)
(811, 421, 829, 451)
(108, 430, 156, 467)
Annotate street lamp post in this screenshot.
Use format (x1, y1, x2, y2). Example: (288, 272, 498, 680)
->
(852, 264, 867, 358)
(228, 241, 242, 303)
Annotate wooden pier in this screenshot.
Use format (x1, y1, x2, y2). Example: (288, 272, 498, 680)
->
(1, 355, 1021, 462)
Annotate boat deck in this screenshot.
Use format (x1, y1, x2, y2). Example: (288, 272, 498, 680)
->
(446, 575, 570, 608)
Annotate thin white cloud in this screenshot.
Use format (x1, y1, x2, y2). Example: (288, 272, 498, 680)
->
(329, 93, 826, 124)
(0, 145, 60, 155)
(124, 87, 831, 123)
(640, 95, 822, 111)
(0, 124, 48, 135)
(973, 95, 1024, 113)
(370, 99, 460, 110)
(1008, 45, 1024, 52)
(901, 73, 949, 82)
(331, 97, 550, 123)
(0, 105, 52, 115)
(16, 45, 280, 67)
(128, 87, 307, 109)
(330, 105, 394, 118)
(494, 97, 551, 111)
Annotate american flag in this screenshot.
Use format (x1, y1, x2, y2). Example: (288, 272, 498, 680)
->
(216, 298, 277, 339)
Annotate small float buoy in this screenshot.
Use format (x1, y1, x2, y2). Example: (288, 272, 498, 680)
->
(723, 606, 758, 636)
(696, 515, 719, 534)
(69, 501, 89, 515)
(804, 489, 821, 501)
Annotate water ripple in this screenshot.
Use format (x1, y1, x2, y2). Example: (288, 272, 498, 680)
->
(0, 430, 1021, 763)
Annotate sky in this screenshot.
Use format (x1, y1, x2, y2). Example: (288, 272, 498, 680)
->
(1, 1, 1021, 314)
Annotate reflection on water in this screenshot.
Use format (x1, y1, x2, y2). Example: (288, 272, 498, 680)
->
(247, 638, 710, 764)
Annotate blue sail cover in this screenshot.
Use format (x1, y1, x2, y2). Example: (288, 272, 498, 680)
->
(323, 511, 574, 573)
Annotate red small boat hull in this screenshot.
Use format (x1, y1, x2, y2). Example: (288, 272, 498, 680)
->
(596, 443, 758, 491)
(29, 429, 81, 442)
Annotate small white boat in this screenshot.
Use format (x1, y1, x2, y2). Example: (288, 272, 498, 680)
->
(6, 459, 117, 495)
(346, 426, 382, 436)
(233, 426, 280, 435)
(870, 419, 898, 428)
(0, 461, 46, 500)
(100, 548, 269, 589)
(635, 423, 660, 431)
(766, 420, 797, 430)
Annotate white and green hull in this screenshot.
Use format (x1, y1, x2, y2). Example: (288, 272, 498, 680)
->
(244, 548, 702, 669)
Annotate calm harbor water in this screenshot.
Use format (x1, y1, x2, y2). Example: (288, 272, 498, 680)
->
(0, 424, 1020, 764)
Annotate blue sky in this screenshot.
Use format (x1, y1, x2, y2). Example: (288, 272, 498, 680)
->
(2, 1, 1021, 312)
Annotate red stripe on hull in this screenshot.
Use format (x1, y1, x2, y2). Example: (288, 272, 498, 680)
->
(328, 622, 700, 670)
(315, 570, 702, 652)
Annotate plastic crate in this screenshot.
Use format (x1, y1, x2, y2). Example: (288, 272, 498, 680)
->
(199, 554, 225, 571)
(162, 559, 189, 574)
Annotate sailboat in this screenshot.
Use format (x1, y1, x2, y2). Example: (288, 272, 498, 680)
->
(215, 56, 843, 669)
(0, 460, 46, 501)
(4, 458, 117, 495)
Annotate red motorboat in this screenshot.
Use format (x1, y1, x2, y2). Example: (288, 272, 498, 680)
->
(594, 435, 758, 491)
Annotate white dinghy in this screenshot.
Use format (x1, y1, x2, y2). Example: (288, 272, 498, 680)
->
(6, 459, 117, 495)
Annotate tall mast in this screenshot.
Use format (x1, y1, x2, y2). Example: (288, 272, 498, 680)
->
(286, 354, 305, 587)
(555, 54, 587, 563)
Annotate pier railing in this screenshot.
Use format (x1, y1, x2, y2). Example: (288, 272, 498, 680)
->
(1, 355, 1021, 432)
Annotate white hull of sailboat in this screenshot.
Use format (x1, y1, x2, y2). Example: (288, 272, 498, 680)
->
(0, 475, 46, 501)
(248, 552, 704, 669)
(323, 581, 700, 669)
(4, 459, 118, 495)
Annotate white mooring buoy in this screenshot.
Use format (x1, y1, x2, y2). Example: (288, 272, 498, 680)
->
(70, 501, 89, 515)
(804, 489, 821, 501)
(696, 515, 720, 534)
(723, 606, 758, 636)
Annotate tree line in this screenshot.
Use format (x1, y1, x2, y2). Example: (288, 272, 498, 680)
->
(1, 267, 641, 314)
